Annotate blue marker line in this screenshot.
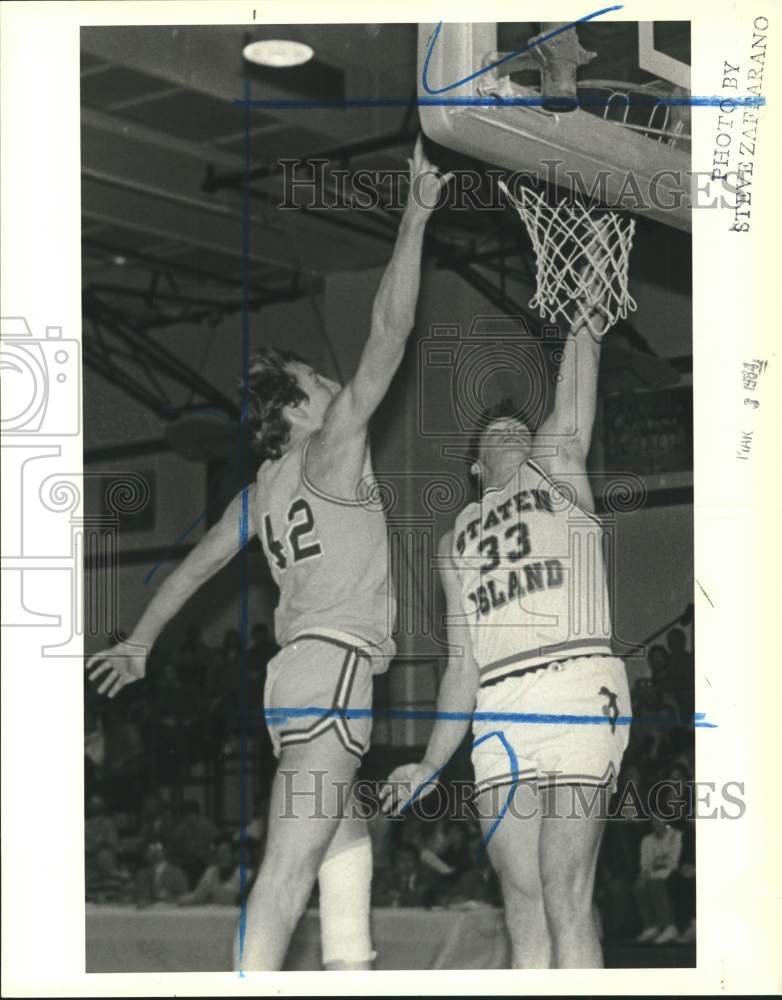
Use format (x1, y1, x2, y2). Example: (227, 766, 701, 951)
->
(421, 9, 623, 95)
(232, 7, 766, 112)
(470, 730, 520, 848)
(394, 730, 517, 848)
(234, 94, 764, 111)
(143, 511, 207, 584)
(262, 705, 716, 728)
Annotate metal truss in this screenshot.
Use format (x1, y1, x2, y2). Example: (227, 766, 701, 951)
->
(83, 290, 242, 420)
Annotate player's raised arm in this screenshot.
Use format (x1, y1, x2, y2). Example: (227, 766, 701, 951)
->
(380, 530, 479, 814)
(319, 137, 452, 444)
(85, 485, 258, 699)
(533, 260, 613, 511)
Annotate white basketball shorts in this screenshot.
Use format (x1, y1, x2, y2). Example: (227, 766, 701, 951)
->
(471, 654, 631, 794)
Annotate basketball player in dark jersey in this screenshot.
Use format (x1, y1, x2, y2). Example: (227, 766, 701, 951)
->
(87, 138, 452, 970)
(383, 275, 631, 968)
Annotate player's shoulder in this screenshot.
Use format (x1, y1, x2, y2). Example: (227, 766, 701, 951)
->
(438, 527, 455, 560)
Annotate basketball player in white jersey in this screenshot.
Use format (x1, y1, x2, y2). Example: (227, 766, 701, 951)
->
(86, 138, 452, 971)
(383, 281, 631, 969)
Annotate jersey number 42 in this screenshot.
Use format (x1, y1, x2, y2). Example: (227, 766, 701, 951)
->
(263, 498, 322, 571)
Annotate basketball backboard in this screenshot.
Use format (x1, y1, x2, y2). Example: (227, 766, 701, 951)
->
(418, 21, 691, 232)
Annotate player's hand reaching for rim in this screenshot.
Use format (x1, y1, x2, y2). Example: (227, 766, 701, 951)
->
(380, 760, 440, 816)
(85, 638, 148, 698)
(405, 134, 453, 218)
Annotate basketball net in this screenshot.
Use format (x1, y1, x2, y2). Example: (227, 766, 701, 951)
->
(500, 181, 637, 338)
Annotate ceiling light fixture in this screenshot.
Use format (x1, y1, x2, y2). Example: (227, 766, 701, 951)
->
(243, 39, 314, 68)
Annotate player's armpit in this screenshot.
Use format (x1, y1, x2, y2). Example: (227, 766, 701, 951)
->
(533, 442, 597, 514)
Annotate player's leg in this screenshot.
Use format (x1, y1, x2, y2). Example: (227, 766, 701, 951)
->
(318, 803, 374, 970)
(539, 783, 608, 968)
(237, 730, 358, 971)
(476, 782, 551, 969)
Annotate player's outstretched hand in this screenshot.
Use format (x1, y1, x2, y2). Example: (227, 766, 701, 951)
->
(379, 760, 440, 816)
(573, 217, 614, 338)
(405, 134, 453, 217)
(85, 639, 148, 698)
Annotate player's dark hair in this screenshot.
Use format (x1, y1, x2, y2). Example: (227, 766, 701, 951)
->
(244, 347, 309, 462)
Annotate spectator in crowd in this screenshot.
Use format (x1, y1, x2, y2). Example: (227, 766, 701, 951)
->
(440, 821, 473, 879)
(627, 678, 678, 773)
(101, 701, 145, 807)
(149, 658, 199, 782)
(666, 626, 694, 719)
(418, 821, 455, 880)
(216, 629, 242, 696)
(595, 818, 641, 942)
(248, 623, 279, 794)
(134, 840, 189, 907)
(204, 630, 244, 749)
(178, 837, 245, 906)
(171, 799, 219, 887)
(84, 793, 120, 858)
(372, 843, 432, 908)
(417, 820, 471, 906)
(669, 816, 696, 943)
(368, 809, 394, 880)
(244, 807, 269, 871)
(634, 817, 683, 944)
(84, 698, 105, 800)
(86, 844, 133, 903)
(248, 622, 278, 674)
(183, 623, 213, 688)
(437, 822, 500, 908)
(647, 644, 673, 694)
(137, 795, 178, 857)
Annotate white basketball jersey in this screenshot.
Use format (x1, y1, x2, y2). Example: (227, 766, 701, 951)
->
(452, 459, 614, 685)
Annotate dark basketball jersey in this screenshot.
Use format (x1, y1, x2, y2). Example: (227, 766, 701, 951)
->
(452, 458, 613, 685)
(255, 434, 396, 673)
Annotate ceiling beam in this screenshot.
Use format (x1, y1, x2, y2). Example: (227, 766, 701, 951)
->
(83, 293, 242, 419)
(203, 126, 418, 190)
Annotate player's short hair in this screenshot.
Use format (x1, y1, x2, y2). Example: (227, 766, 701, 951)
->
(244, 347, 308, 461)
(467, 397, 525, 485)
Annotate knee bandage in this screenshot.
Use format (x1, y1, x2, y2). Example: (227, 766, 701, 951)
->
(318, 837, 374, 967)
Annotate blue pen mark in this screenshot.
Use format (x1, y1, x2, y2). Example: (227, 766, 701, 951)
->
(234, 94, 764, 111)
(397, 759, 449, 813)
(143, 511, 208, 585)
(263, 705, 716, 729)
(470, 730, 520, 848)
(394, 729, 517, 848)
(420, 8, 623, 95)
(231, 5, 765, 113)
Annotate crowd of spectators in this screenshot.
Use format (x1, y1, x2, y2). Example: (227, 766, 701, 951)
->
(84, 791, 267, 907)
(85, 616, 696, 947)
(85, 622, 278, 805)
(595, 616, 697, 946)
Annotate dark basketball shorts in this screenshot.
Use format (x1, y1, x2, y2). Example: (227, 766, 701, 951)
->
(264, 634, 373, 760)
